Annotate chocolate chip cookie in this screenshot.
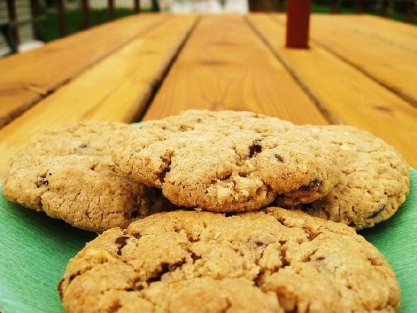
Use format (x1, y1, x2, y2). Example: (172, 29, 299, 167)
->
(112, 110, 340, 212)
(58, 208, 400, 312)
(295, 125, 410, 230)
(1, 121, 175, 232)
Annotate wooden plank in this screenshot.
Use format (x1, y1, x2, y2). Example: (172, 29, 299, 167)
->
(305, 14, 417, 106)
(248, 14, 417, 168)
(0, 15, 198, 172)
(0, 14, 169, 128)
(143, 15, 328, 126)
(310, 14, 417, 52)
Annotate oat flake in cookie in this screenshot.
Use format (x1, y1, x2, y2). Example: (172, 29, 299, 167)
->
(294, 125, 410, 230)
(112, 110, 340, 212)
(58, 209, 400, 313)
(1, 121, 175, 232)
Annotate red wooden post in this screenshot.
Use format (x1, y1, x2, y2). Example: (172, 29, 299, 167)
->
(108, 0, 115, 21)
(133, 0, 140, 13)
(56, 0, 66, 37)
(81, 0, 90, 29)
(286, 0, 311, 49)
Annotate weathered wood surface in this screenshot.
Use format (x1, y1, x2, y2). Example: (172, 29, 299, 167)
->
(310, 14, 417, 52)
(143, 15, 328, 125)
(248, 14, 417, 167)
(0, 14, 169, 128)
(309, 15, 417, 107)
(274, 14, 417, 106)
(0, 15, 198, 171)
(0, 13, 415, 170)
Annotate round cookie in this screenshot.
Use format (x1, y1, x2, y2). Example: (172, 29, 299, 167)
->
(1, 121, 175, 232)
(58, 208, 400, 312)
(112, 110, 340, 212)
(292, 125, 410, 230)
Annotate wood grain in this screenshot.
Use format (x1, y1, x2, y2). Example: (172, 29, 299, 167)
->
(0, 14, 169, 128)
(143, 15, 328, 125)
(0, 15, 198, 172)
(310, 14, 417, 52)
(306, 14, 417, 106)
(249, 14, 417, 167)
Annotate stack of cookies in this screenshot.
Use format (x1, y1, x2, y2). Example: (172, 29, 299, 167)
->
(1, 110, 410, 312)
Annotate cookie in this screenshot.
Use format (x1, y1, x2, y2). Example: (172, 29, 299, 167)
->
(58, 208, 400, 312)
(112, 110, 340, 212)
(1, 121, 175, 232)
(293, 125, 410, 230)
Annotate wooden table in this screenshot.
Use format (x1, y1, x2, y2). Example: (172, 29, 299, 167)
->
(0, 14, 417, 312)
(0, 13, 416, 168)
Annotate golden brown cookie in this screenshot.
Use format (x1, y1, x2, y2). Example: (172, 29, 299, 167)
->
(294, 125, 410, 230)
(1, 121, 175, 232)
(58, 208, 400, 312)
(112, 110, 340, 212)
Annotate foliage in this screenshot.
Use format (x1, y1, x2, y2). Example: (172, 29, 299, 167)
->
(39, 8, 148, 42)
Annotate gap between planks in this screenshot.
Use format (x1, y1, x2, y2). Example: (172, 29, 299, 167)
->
(143, 14, 328, 126)
(308, 14, 417, 107)
(0, 15, 199, 173)
(0, 14, 172, 129)
(248, 14, 417, 167)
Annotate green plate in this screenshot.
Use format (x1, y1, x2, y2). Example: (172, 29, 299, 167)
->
(1, 169, 416, 313)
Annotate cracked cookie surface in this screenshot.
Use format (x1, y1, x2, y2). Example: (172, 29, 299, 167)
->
(58, 208, 400, 313)
(1, 121, 175, 232)
(112, 110, 340, 212)
(294, 125, 410, 230)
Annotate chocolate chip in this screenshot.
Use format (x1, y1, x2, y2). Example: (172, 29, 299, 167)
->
(115, 236, 129, 255)
(158, 158, 171, 183)
(249, 139, 263, 158)
(275, 154, 284, 162)
(191, 252, 202, 261)
(300, 179, 322, 191)
(147, 261, 185, 284)
(35, 174, 49, 188)
(67, 271, 80, 284)
(221, 172, 232, 181)
(253, 240, 265, 247)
